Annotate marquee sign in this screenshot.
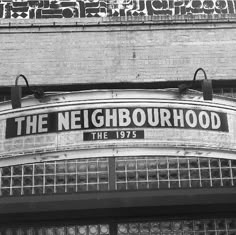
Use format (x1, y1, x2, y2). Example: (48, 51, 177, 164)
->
(6, 107, 228, 139)
(0, 90, 235, 160)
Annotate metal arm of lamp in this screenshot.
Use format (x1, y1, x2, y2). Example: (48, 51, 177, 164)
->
(178, 68, 213, 101)
(11, 74, 44, 109)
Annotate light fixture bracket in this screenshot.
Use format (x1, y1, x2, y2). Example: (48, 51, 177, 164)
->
(178, 68, 213, 101)
(11, 74, 44, 109)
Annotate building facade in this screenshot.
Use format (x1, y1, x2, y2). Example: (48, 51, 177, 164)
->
(0, 0, 236, 234)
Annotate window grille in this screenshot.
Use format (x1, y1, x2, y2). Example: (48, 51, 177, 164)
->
(1, 156, 236, 197)
(0, 158, 109, 196)
(115, 157, 236, 190)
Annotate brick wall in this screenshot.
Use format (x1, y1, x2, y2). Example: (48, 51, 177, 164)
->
(0, 20, 236, 86)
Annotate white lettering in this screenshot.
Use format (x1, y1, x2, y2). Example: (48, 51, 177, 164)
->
(173, 109, 184, 127)
(26, 115, 37, 134)
(71, 111, 81, 129)
(199, 111, 210, 129)
(38, 114, 48, 133)
(118, 108, 131, 127)
(91, 132, 96, 140)
(147, 108, 159, 126)
(97, 132, 103, 139)
(132, 108, 146, 126)
(160, 109, 172, 127)
(83, 110, 89, 129)
(91, 109, 104, 128)
(211, 112, 221, 129)
(104, 132, 108, 139)
(7, 107, 226, 139)
(105, 109, 117, 127)
(185, 110, 197, 128)
(58, 112, 70, 131)
(15, 117, 25, 136)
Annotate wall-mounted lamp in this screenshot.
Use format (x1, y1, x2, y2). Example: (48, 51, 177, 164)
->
(11, 74, 44, 109)
(179, 68, 213, 101)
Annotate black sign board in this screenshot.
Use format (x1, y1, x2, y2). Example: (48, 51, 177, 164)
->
(6, 107, 229, 139)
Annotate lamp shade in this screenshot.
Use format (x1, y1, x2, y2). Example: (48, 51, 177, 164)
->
(202, 79, 213, 100)
(11, 86, 22, 109)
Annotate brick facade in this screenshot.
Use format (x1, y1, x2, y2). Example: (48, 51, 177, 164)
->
(0, 17, 236, 86)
